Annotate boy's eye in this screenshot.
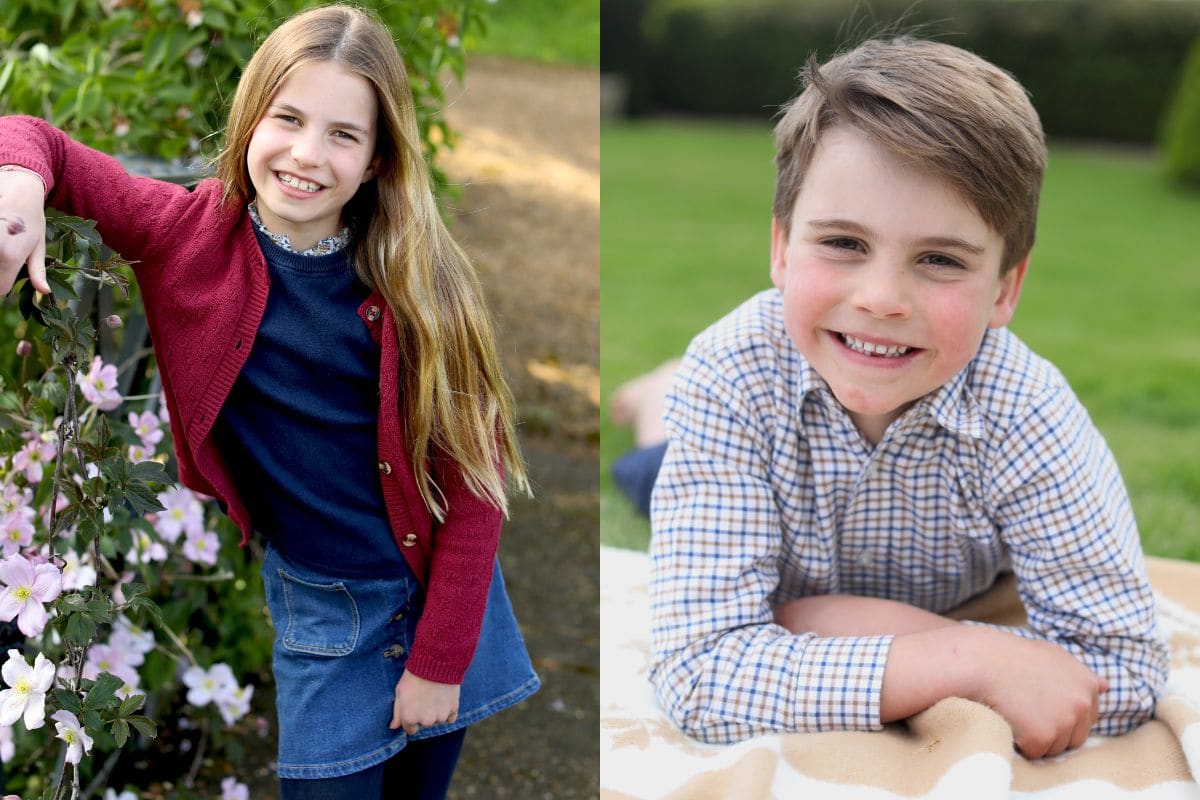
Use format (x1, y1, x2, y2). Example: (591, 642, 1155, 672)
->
(822, 237, 863, 252)
(921, 253, 964, 269)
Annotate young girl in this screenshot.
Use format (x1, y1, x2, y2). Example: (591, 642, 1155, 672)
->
(0, 5, 538, 797)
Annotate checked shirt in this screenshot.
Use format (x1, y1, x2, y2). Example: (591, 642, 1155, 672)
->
(649, 290, 1168, 745)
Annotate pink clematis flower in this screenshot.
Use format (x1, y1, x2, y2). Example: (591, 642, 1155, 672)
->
(12, 436, 56, 484)
(0, 555, 63, 637)
(221, 777, 249, 800)
(183, 529, 220, 566)
(78, 357, 122, 411)
(128, 410, 164, 450)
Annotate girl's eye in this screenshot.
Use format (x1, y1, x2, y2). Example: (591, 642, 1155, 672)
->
(333, 130, 358, 142)
(277, 114, 300, 125)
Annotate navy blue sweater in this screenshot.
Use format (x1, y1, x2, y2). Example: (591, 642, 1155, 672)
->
(215, 230, 407, 577)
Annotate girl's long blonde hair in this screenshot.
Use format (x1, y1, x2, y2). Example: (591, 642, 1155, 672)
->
(216, 4, 529, 518)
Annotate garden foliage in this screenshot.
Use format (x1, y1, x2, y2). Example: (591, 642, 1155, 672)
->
(605, 0, 1200, 144)
(0, 1, 491, 796)
(1162, 36, 1200, 186)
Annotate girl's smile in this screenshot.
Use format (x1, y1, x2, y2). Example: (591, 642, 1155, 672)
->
(246, 60, 379, 251)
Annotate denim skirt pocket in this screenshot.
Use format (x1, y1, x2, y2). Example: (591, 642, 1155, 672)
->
(277, 569, 360, 657)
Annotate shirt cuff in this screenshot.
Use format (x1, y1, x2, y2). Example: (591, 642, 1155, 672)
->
(795, 634, 894, 731)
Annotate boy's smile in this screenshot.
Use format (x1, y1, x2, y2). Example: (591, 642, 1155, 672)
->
(246, 60, 379, 252)
(770, 126, 1027, 444)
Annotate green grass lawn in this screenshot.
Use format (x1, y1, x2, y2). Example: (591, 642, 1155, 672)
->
(469, 0, 599, 66)
(601, 120, 1200, 559)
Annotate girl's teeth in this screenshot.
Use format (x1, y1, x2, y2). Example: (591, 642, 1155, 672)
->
(841, 334, 911, 357)
(278, 173, 320, 193)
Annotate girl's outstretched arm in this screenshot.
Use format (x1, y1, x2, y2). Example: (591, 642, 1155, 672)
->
(0, 167, 50, 295)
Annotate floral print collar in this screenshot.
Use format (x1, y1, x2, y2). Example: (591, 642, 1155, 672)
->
(247, 202, 350, 256)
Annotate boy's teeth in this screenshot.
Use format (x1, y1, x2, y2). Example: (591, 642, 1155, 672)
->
(278, 173, 320, 193)
(841, 334, 911, 357)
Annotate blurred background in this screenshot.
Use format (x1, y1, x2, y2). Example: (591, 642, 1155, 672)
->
(600, 0, 1200, 557)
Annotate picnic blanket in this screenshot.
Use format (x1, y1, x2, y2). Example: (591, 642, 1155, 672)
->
(600, 545, 1200, 799)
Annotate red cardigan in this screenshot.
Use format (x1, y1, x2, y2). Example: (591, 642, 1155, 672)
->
(0, 115, 500, 684)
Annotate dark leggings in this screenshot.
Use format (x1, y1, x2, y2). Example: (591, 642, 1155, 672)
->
(611, 441, 668, 517)
(279, 728, 467, 800)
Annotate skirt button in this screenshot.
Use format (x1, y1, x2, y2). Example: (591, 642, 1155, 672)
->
(402, 533, 417, 547)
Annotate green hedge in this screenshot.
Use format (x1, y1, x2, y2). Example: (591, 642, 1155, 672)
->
(611, 0, 1200, 143)
(1162, 36, 1200, 184)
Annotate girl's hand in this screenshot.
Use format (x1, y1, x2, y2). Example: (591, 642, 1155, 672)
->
(0, 168, 49, 295)
(390, 670, 460, 735)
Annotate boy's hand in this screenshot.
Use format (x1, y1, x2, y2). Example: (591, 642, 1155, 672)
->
(0, 169, 49, 296)
(390, 670, 460, 735)
(783, 595, 1108, 758)
(972, 629, 1107, 759)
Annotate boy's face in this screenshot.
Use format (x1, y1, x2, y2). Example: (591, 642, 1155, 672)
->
(770, 126, 1027, 444)
(246, 60, 379, 252)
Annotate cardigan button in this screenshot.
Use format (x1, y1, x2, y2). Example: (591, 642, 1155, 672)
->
(402, 533, 417, 547)
(378, 460, 392, 476)
(365, 305, 381, 322)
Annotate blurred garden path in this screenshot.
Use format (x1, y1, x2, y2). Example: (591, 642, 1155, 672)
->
(438, 56, 599, 798)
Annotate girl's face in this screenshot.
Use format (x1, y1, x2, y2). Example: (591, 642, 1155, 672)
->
(246, 60, 379, 251)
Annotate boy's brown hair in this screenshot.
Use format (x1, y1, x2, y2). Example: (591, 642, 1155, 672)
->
(773, 37, 1046, 272)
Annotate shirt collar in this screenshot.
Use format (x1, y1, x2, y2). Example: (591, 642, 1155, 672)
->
(794, 346, 987, 440)
(247, 201, 351, 256)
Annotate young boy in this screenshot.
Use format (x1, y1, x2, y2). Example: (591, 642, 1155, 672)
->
(648, 37, 1168, 760)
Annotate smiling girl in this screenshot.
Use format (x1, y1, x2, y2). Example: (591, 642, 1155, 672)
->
(0, 6, 537, 798)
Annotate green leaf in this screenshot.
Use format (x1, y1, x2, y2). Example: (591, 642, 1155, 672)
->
(130, 460, 172, 485)
(54, 688, 82, 714)
(43, 268, 79, 301)
(118, 692, 146, 716)
(83, 671, 125, 710)
(110, 717, 129, 747)
(128, 715, 157, 740)
(64, 610, 97, 647)
(124, 480, 165, 515)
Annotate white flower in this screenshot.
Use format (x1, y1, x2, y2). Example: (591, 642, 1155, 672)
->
(125, 531, 167, 565)
(0, 649, 56, 729)
(185, 47, 205, 69)
(182, 529, 219, 566)
(0, 723, 13, 762)
(111, 616, 155, 659)
(104, 790, 138, 800)
(153, 487, 204, 543)
(51, 709, 93, 764)
(59, 550, 97, 591)
(182, 662, 236, 707)
(221, 777, 249, 800)
(0, 554, 63, 636)
(217, 683, 253, 725)
(186, 9, 203, 28)
(78, 357, 122, 411)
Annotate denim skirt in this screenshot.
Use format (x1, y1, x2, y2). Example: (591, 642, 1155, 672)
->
(261, 543, 540, 779)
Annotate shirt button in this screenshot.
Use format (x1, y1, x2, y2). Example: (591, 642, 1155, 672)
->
(402, 533, 417, 547)
(378, 460, 392, 476)
(365, 305, 381, 322)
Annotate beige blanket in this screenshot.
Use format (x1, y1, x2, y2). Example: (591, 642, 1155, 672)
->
(601, 546, 1200, 799)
